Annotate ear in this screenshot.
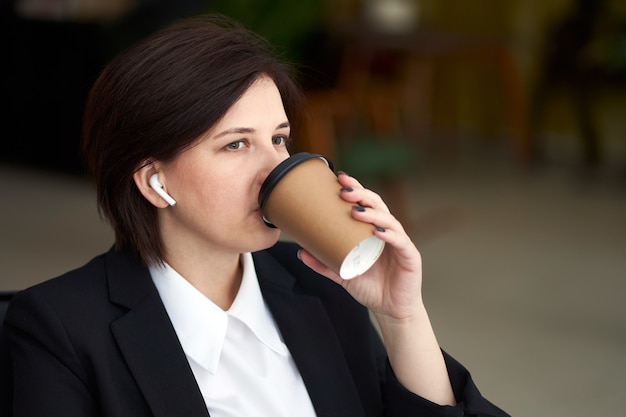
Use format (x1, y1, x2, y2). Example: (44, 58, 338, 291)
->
(133, 163, 172, 208)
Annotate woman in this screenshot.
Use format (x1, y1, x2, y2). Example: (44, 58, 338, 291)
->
(5, 14, 509, 417)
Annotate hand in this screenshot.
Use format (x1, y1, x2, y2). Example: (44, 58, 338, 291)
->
(297, 172, 424, 321)
(298, 172, 455, 405)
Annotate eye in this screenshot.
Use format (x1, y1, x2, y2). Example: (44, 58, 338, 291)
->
(225, 140, 245, 150)
(272, 135, 287, 146)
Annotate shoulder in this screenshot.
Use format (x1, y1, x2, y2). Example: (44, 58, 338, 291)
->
(4, 247, 152, 359)
(4, 251, 110, 355)
(6, 247, 135, 327)
(12, 251, 109, 306)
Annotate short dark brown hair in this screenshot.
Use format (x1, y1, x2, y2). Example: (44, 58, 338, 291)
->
(82, 14, 303, 265)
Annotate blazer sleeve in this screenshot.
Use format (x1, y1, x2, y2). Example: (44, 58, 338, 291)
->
(5, 289, 99, 417)
(264, 241, 511, 417)
(376, 337, 511, 417)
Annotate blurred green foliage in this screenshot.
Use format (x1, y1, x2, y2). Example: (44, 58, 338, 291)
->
(210, 0, 323, 63)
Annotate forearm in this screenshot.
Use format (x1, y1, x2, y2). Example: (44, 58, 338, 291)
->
(374, 302, 456, 406)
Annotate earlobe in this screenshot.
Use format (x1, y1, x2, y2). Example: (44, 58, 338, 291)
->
(133, 165, 176, 208)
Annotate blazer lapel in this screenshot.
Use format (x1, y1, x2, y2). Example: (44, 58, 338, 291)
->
(102, 246, 367, 417)
(254, 250, 367, 417)
(105, 249, 210, 417)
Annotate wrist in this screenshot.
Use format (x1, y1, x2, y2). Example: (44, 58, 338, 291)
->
(373, 301, 427, 342)
(372, 297, 425, 327)
(373, 302, 456, 405)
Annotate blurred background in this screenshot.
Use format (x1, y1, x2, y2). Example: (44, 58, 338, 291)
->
(1, 0, 625, 416)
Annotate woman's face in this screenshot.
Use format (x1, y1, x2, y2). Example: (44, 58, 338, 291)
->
(158, 75, 291, 257)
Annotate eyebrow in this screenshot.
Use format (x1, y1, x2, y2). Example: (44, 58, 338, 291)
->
(213, 121, 290, 140)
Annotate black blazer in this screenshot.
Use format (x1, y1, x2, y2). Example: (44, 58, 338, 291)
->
(4, 241, 509, 417)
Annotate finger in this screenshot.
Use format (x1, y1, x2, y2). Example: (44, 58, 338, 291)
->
(338, 173, 389, 212)
(297, 249, 344, 285)
(351, 204, 402, 235)
(337, 171, 363, 188)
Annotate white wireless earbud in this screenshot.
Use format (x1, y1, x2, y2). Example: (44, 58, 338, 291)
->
(149, 173, 177, 206)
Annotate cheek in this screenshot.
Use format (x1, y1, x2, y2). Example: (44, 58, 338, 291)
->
(167, 157, 253, 214)
(195, 177, 248, 214)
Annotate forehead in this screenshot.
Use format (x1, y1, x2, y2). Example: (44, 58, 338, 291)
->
(224, 76, 286, 118)
(186, 76, 289, 149)
(206, 76, 286, 137)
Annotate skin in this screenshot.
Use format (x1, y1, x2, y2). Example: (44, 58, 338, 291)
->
(134, 75, 290, 308)
(134, 74, 455, 406)
(299, 174, 455, 405)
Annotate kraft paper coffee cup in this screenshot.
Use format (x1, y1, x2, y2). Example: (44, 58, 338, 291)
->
(259, 152, 384, 279)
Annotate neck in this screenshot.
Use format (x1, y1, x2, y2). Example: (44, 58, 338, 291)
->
(166, 250, 243, 311)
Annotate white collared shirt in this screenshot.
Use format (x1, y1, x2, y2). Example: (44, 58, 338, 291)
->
(150, 253, 317, 417)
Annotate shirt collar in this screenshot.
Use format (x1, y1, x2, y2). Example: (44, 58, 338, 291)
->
(228, 252, 288, 356)
(149, 253, 287, 375)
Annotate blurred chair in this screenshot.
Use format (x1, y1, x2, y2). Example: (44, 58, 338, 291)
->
(0, 291, 15, 417)
(298, 25, 417, 228)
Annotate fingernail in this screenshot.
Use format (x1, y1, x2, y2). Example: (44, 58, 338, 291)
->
(352, 205, 366, 212)
(338, 171, 350, 177)
(296, 250, 302, 260)
(375, 226, 386, 232)
(340, 187, 353, 192)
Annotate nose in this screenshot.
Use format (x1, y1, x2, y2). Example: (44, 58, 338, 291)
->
(258, 146, 289, 185)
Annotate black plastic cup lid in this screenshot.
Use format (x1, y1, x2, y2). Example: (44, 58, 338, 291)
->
(258, 152, 334, 228)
